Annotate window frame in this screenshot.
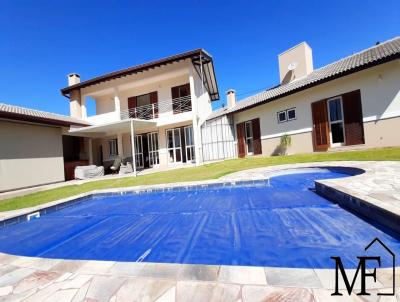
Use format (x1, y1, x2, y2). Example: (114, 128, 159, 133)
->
(277, 110, 287, 123)
(287, 107, 296, 121)
(108, 139, 118, 157)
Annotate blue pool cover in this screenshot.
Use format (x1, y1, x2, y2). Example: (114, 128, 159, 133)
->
(0, 168, 399, 269)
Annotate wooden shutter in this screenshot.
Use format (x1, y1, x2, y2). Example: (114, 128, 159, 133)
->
(171, 86, 179, 114)
(150, 91, 158, 118)
(236, 122, 246, 158)
(252, 118, 262, 155)
(311, 99, 330, 151)
(342, 90, 365, 146)
(128, 96, 137, 118)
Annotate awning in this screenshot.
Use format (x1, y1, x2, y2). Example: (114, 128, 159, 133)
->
(68, 118, 156, 137)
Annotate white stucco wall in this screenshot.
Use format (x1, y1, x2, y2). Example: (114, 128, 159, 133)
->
(233, 59, 400, 155)
(0, 120, 65, 192)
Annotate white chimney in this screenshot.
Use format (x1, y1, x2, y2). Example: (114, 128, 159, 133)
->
(226, 89, 236, 108)
(278, 42, 313, 84)
(68, 73, 81, 86)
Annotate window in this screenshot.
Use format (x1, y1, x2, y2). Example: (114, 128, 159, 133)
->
(277, 111, 287, 123)
(287, 108, 296, 120)
(277, 108, 296, 123)
(171, 84, 192, 114)
(136, 93, 151, 107)
(108, 139, 118, 157)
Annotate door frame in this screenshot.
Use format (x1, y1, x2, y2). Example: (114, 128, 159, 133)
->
(184, 125, 195, 163)
(166, 128, 183, 165)
(244, 120, 254, 155)
(327, 96, 346, 147)
(134, 134, 144, 169)
(147, 132, 160, 167)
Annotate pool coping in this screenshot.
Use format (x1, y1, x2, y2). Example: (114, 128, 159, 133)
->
(0, 161, 399, 299)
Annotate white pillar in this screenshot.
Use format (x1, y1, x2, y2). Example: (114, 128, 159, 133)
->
(81, 97, 87, 119)
(189, 66, 202, 166)
(130, 120, 137, 177)
(88, 138, 93, 164)
(117, 133, 124, 158)
(114, 87, 121, 120)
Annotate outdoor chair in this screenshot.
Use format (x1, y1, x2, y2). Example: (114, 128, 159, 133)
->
(110, 156, 122, 173)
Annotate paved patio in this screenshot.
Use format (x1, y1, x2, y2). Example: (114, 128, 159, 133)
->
(0, 161, 399, 301)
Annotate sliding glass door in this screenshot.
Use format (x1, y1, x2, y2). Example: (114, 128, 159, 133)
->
(166, 128, 182, 164)
(184, 126, 195, 162)
(147, 132, 159, 167)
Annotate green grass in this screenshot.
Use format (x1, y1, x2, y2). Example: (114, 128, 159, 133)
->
(1, 147, 400, 212)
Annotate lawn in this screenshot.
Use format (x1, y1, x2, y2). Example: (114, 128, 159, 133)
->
(1, 147, 399, 212)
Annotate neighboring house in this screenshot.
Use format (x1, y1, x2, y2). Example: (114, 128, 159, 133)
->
(0, 103, 89, 192)
(207, 36, 400, 158)
(61, 49, 219, 172)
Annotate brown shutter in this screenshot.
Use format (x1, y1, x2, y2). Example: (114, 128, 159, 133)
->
(252, 118, 262, 155)
(171, 86, 179, 114)
(311, 99, 330, 151)
(128, 96, 137, 118)
(342, 90, 365, 146)
(150, 91, 158, 118)
(236, 122, 246, 158)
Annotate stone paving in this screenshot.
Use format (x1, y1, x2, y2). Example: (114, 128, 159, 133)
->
(0, 161, 399, 301)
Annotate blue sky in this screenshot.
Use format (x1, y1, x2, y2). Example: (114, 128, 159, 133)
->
(0, 0, 399, 115)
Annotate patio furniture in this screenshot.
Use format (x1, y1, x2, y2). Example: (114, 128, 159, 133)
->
(110, 156, 122, 173)
(119, 162, 133, 175)
(74, 165, 104, 180)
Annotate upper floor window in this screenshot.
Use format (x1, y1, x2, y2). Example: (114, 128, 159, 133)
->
(127, 91, 158, 119)
(171, 83, 191, 114)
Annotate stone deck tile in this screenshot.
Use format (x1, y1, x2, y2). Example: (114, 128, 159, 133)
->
(111, 278, 176, 302)
(137, 263, 183, 279)
(178, 264, 220, 281)
(75, 260, 115, 275)
(264, 267, 322, 288)
(0, 267, 36, 287)
(176, 281, 241, 302)
(241, 285, 315, 302)
(84, 276, 126, 302)
(108, 262, 147, 277)
(218, 265, 267, 285)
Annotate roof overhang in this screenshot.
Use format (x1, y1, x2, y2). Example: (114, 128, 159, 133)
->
(0, 111, 89, 127)
(68, 118, 156, 137)
(61, 49, 220, 101)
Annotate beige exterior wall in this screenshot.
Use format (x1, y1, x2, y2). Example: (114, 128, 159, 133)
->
(0, 120, 65, 192)
(363, 116, 400, 148)
(233, 60, 400, 156)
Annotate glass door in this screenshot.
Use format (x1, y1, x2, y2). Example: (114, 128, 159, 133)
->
(166, 128, 182, 164)
(134, 135, 144, 168)
(147, 132, 159, 167)
(245, 121, 254, 155)
(327, 97, 345, 147)
(184, 125, 195, 162)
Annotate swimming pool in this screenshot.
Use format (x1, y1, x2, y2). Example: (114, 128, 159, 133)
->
(1, 167, 399, 269)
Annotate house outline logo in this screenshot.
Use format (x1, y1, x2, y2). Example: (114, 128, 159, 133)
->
(331, 237, 396, 296)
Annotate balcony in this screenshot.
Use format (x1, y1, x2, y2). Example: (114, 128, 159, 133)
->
(120, 95, 192, 120)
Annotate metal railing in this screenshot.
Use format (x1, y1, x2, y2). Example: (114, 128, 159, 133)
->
(120, 95, 192, 120)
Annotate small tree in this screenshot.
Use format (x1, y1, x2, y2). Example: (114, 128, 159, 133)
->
(279, 134, 292, 155)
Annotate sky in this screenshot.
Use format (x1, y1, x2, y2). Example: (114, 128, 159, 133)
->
(0, 0, 399, 115)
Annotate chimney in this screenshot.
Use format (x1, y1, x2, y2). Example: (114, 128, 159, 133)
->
(68, 73, 81, 86)
(226, 89, 236, 108)
(278, 42, 313, 85)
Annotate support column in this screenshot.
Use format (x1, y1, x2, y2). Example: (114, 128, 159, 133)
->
(81, 97, 87, 119)
(88, 138, 93, 164)
(117, 133, 124, 158)
(130, 120, 137, 177)
(114, 87, 121, 120)
(189, 66, 202, 166)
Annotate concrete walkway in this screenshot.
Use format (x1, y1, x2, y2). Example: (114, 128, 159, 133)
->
(0, 161, 399, 301)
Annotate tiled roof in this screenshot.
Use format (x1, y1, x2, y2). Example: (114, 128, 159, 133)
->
(208, 36, 400, 120)
(0, 103, 90, 127)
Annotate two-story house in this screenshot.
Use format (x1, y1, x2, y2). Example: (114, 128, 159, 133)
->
(61, 49, 219, 174)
